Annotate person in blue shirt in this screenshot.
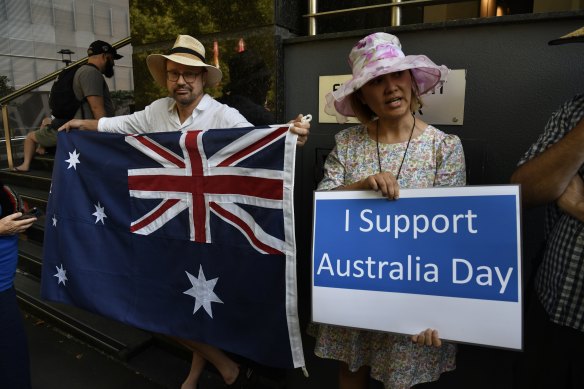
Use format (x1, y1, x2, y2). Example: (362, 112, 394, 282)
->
(0, 185, 37, 389)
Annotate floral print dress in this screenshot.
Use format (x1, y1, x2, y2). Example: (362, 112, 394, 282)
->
(311, 123, 466, 389)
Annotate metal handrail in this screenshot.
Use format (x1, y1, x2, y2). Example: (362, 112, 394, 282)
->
(1, 36, 131, 168)
(304, 0, 479, 35)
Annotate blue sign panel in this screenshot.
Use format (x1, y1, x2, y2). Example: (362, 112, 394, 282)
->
(313, 189, 520, 302)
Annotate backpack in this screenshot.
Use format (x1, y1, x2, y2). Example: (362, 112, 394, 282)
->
(0, 184, 24, 218)
(48, 63, 98, 122)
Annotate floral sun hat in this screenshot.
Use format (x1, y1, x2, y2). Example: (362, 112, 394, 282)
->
(325, 32, 449, 123)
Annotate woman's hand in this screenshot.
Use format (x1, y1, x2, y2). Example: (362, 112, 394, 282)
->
(411, 328, 442, 347)
(0, 213, 36, 235)
(364, 172, 400, 200)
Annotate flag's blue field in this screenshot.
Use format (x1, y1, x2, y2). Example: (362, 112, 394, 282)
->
(41, 128, 304, 368)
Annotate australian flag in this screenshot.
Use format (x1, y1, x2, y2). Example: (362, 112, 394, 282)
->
(40, 127, 305, 368)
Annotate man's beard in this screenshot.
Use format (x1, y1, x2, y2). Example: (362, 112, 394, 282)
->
(104, 61, 115, 78)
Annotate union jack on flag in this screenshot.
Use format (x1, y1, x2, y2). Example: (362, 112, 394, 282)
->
(125, 127, 290, 255)
(41, 127, 305, 369)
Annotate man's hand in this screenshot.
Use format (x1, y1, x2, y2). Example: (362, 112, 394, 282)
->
(58, 119, 98, 132)
(288, 114, 310, 147)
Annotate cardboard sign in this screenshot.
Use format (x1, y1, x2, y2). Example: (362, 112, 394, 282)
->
(312, 186, 522, 350)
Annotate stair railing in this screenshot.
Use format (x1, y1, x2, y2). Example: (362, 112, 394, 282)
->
(0, 36, 131, 169)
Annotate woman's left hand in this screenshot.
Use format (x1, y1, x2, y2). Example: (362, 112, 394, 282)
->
(288, 114, 310, 147)
(0, 213, 36, 235)
(411, 328, 442, 347)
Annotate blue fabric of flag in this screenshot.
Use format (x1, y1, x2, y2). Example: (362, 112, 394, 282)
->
(40, 128, 304, 368)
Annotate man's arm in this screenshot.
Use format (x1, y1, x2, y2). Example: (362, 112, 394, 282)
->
(58, 119, 99, 132)
(557, 174, 584, 222)
(511, 117, 584, 208)
(86, 95, 107, 119)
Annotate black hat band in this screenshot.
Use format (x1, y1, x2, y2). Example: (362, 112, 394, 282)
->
(170, 47, 206, 63)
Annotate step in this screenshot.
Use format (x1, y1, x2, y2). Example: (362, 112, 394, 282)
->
(14, 184, 50, 207)
(18, 239, 44, 278)
(14, 271, 154, 361)
(0, 169, 52, 191)
(31, 152, 56, 171)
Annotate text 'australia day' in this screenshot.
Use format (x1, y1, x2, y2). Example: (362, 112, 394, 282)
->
(313, 196, 520, 303)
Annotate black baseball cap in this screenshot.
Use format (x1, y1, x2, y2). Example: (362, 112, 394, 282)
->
(87, 40, 123, 59)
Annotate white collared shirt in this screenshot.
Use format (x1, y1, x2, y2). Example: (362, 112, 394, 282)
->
(97, 94, 251, 134)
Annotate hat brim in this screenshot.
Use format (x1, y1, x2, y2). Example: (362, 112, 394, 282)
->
(548, 36, 584, 45)
(548, 26, 584, 45)
(328, 54, 449, 118)
(147, 53, 222, 88)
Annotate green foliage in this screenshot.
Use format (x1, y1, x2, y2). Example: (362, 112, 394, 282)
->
(129, 0, 273, 43)
(0, 75, 15, 98)
(128, 0, 276, 111)
(110, 90, 135, 115)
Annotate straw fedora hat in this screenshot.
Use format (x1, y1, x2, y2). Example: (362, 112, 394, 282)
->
(147, 35, 222, 88)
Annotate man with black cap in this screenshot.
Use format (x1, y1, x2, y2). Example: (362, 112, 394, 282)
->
(14, 40, 122, 172)
(76, 39, 122, 120)
(511, 26, 584, 389)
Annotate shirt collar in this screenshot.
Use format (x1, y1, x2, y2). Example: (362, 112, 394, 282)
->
(167, 93, 211, 116)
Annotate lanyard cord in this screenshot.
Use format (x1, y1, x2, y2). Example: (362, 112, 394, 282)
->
(376, 113, 416, 182)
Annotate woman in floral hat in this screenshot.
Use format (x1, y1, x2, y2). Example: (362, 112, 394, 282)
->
(311, 32, 466, 388)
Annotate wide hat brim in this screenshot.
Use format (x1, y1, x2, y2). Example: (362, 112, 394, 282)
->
(548, 26, 584, 45)
(147, 53, 223, 88)
(328, 54, 449, 119)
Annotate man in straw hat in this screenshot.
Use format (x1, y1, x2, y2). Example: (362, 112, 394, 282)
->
(511, 26, 584, 389)
(58, 34, 310, 147)
(59, 34, 311, 388)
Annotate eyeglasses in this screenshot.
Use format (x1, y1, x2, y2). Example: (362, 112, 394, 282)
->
(166, 70, 203, 83)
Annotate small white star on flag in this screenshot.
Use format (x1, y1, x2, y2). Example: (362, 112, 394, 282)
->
(65, 149, 81, 170)
(54, 264, 68, 285)
(92, 202, 107, 224)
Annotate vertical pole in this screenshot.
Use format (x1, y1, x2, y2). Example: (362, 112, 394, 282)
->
(2, 105, 14, 169)
(309, 0, 317, 36)
(480, 0, 497, 17)
(391, 0, 402, 27)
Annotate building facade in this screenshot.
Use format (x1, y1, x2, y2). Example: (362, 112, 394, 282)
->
(0, 0, 132, 136)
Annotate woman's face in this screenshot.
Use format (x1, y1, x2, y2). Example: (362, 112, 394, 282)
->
(359, 70, 413, 120)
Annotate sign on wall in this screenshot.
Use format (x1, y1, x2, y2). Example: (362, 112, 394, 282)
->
(318, 69, 466, 125)
(312, 186, 522, 350)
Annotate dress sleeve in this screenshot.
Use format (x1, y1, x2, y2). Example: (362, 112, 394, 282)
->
(435, 134, 466, 186)
(317, 132, 347, 191)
